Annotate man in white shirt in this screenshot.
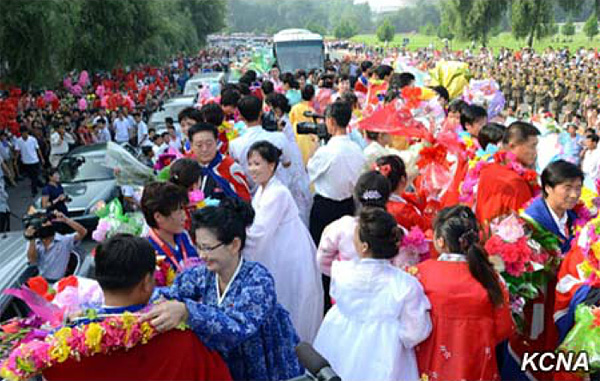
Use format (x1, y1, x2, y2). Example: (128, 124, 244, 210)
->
(134, 112, 150, 147)
(15, 127, 45, 196)
(94, 118, 112, 143)
(49, 124, 75, 167)
(307, 100, 365, 245)
(229, 95, 292, 192)
(113, 110, 131, 144)
(582, 133, 600, 187)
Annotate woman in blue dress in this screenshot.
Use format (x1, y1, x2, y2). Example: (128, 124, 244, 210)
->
(143, 198, 303, 381)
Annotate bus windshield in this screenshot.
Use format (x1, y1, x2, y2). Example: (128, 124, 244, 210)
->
(275, 40, 324, 73)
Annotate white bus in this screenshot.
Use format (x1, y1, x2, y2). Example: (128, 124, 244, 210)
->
(273, 29, 325, 73)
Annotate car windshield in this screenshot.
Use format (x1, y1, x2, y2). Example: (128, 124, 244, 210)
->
(58, 154, 114, 183)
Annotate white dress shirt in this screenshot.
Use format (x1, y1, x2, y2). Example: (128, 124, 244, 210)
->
(114, 118, 130, 143)
(15, 136, 40, 165)
(582, 147, 600, 185)
(547, 202, 569, 238)
(307, 135, 366, 201)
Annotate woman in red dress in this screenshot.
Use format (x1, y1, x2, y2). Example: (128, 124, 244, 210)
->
(374, 155, 432, 232)
(414, 205, 513, 381)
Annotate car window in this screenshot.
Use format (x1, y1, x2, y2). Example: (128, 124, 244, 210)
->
(59, 154, 114, 183)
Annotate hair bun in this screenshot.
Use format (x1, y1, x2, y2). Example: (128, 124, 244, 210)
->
(220, 198, 255, 227)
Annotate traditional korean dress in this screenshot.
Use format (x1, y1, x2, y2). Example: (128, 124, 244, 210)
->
(387, 193, 432, 232)
(243, 176, 323, 342)
(415, 254, 513, 381)
(313, 259, 432, 381)
(155, 259, 303, 381)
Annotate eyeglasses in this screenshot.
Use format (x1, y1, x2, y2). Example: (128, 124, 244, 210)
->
(196, 242, 225, 253)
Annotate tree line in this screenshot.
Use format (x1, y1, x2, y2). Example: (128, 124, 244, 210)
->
(226, 0, 373, 38)
(376, 0, 600, 46)
(0, 0, 226, 88)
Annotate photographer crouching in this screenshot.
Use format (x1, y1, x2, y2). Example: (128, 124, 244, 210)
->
(25, 211, 87, 283)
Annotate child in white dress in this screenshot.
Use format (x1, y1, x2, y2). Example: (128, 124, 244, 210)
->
(313, 208, 432, 381)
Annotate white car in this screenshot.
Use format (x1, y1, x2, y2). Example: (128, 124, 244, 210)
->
(183, 72, 225, 97)
(149, 96, 195, 132)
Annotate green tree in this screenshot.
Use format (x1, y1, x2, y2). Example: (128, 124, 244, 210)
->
(447, 0, 509, 47)
(334, 17, 358, 39)
(511, 0, 555, 47)
(437, 20, 455, 41)
(376, 18, 395, 43)
(305, 20, 328, 36)
(584, 13, 599, 39)
(419, 22, 437, 36)
(562, 17, 576, 36)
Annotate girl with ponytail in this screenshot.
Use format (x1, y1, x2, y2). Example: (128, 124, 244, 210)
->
(415, 205, 513, 381)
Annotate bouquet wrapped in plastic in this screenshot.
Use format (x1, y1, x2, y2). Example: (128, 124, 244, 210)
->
(105, 142, 154, 186)
(428, 60, 470, 99)
(462, 79, 505, 119)
(559, 304, 600, 371)
(91, 199, 146, 242)
(484, 213, 561, 331)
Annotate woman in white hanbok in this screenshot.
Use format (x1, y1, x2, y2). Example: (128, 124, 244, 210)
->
(313, 208, 432, 381)
(266, 93, 312, 226)
(243, 140, 323, 342)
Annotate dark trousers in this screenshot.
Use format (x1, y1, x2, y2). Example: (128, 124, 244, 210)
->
(0, 211, 10, 233)
(309, 194, 355, 313)
(22, 162, 42, 194)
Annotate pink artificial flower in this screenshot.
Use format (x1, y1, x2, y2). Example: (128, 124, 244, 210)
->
(490, 214, 525, 243)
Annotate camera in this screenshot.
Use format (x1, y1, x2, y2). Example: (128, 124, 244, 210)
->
(297, 111, 330, 141)
(261, 111, 284, 132)
(22, 211, 54, 240)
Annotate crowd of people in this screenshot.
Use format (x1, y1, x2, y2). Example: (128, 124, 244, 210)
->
(6, 41, 600, 381)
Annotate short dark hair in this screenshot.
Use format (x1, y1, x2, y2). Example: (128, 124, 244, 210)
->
(281, 72, 299, 89)
(460, 104, 488, 130)
(301, 84, 315, 101)
(177, 107, 202, 124)
(587, 134, 600, 144)
(360, 60, 373, 73)
(541, 160, 583, 198)
(261, 80, 275, 96)
(478, 123, 506, 150)
(354, 170, 391, 208)
(141, 182, 188, 228)
(448, 99, 468, 114)
(237, 95, 262, 122)
(188, 122, 218, 141)
(170, 158, 202, 190)
(248, 140, 282, 170)
(165, 117, 174, 124)
(357, 208, 403, 259)
(94, 234, 156, 292)
(374, 65, 394, 80)
(397, 72, 416, 89)
(325, 101, 352, 128)
(192, 198, 255, 250)
(200, 103, 224, 127)
(340, 91, 358, 107)
(430, 85, 450, 103)
(265, 93, 291, 114)
(502, 121, 540, 145)
(220, 89, 240, 107)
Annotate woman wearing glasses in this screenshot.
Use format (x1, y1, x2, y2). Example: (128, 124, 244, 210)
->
(143, 198, 303, 381)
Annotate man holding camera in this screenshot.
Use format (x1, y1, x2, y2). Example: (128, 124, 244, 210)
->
(307, 100, 365, 246)
(25, 211, 87, 283)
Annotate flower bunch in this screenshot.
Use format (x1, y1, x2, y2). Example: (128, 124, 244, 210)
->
(393, 227, 430, 267)
(154, 257, 177, 287)
(0, 313, 160, 381)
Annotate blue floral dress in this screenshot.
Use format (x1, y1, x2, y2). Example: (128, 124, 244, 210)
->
(155, 259, 303, 381)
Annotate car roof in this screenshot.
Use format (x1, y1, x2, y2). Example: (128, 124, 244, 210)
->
(66, 143, 107, 156)
(0, 232, 30, 312)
